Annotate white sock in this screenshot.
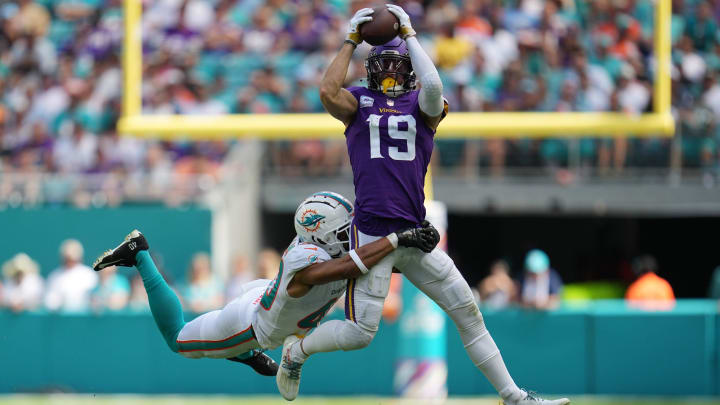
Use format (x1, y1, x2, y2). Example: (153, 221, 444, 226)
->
(290, 320, 343, 361)
(447, 302, 525, 402)
(464, 326, 525, 402)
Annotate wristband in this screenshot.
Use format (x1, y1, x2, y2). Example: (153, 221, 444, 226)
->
(386, 233, 399, 249)
(399, 27, 416, 39)
(344, 39, 358, 48)
(348, 249, 370, 274)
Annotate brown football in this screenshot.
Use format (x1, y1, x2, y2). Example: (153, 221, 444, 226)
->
(359, 6, 400, 46)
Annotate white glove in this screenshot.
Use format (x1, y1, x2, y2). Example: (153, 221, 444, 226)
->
(386, 4, 416, 39)
(346, 8, 374, 46)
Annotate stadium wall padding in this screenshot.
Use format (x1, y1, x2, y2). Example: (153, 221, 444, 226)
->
(0, 300, 716, 396)
(0, 206, 211, 282)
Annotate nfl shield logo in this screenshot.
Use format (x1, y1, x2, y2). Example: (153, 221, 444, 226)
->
(387, 99, 394, 106)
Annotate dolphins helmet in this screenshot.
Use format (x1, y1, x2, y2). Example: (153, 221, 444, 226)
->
(294, 191, 354, 258)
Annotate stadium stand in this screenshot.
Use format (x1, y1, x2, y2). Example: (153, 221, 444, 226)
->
(1, 0, 720, 206)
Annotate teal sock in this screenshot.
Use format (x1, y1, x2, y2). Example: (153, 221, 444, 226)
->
(136, 250, 185, 352)
(231, 350, 256, 361)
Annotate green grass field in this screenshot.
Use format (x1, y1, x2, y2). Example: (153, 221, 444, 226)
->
(1, 396, 719, 405)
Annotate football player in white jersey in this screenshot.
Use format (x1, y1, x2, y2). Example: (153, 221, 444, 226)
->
(92, 191, 439, 377)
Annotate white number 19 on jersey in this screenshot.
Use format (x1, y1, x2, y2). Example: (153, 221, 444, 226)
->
(367, 114, 417, 161)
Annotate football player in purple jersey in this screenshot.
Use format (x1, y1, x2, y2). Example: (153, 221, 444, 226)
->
(276, 5, 570, 405)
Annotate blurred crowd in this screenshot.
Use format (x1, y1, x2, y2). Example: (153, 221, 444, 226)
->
(473, 248, 677, 310)
(2, 0, 720, 201)
(0, 238, 283, 314)
(0, 239, 687, 315)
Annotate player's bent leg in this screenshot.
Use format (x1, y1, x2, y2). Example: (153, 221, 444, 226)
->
(277, 316, 376, 401)
(291, 251, 395, 360)
(175, 285, 278, 375)
(93, 230, 185, 352)
(175, 286, 265, 359)
(277, 335, 303, 401)
(400, 248, 526, 403)
(94, 231, 277, 376)
(300, 318, 376, 355)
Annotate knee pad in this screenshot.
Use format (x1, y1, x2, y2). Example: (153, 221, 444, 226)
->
(418, 249, 455, 281)
(433, 268, 476, 313)
(447, 297, 487, 348)
(336, 321, 376, 351)
(354, 299, 384, 333)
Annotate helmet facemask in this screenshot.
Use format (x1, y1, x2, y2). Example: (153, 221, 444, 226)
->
(366, 52, 416, 97)
(317, 220, 351, 258)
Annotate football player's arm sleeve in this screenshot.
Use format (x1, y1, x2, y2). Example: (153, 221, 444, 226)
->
(406, 36, 444, 117)
(293, 237, 396, 285)
(319, 42, 358, 126)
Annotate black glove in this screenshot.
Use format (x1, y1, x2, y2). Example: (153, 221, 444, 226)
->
(396, 220, 441, 253)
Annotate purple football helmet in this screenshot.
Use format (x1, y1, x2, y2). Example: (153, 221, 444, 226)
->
(365, 36, 416, 97)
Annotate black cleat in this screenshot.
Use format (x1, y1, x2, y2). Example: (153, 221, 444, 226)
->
(227, 350, 279, 377)
(93, 229, 149, 271)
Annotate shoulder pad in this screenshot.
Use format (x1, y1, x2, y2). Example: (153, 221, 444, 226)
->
(283, 243, 332, 273)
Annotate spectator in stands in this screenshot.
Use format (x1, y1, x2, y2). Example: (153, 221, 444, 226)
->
(707, 265, 720, 300)
(90, 265, 130, 312)
(44, 239, 98, 313)
(182, 252, 223, 313)
(52, 120, 98, 173)
(225, 253, 254, 301)
(257, 248, 282, 280)
(625, 254, 675, 309)
(7, 0, 50, 39)
(519, 249, 563, 310)
(127, 273, 150, 312)
(477, 259, 517, 309)
(1, 252, 44, 312)
(1, 0, 720, 202)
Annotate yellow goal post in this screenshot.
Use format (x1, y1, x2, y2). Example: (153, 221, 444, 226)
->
(118, 0, 673, 140)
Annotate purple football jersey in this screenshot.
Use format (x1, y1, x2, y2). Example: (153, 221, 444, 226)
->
(345, 87, 435, 236)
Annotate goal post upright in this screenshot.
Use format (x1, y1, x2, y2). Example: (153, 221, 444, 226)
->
(654, 0, 672, 116)
(122, 0, 142, 119)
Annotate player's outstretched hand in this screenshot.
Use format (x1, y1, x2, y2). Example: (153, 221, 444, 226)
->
(386, 4, 416, 39)
(346, 8, 374, 46)
(396, 220, 440, 253)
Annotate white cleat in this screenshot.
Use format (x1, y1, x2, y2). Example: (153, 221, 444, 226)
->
(503, 390, 570, 405)
(276, 335, 303, 401)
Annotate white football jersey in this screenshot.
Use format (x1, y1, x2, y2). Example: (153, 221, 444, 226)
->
(253, 236, 347, 349)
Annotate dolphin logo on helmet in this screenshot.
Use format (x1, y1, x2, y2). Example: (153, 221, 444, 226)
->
(297, 210, 326, 232)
